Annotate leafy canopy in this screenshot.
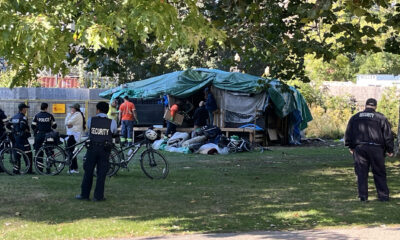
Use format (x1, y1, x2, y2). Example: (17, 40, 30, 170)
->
(0, 0, 224, 87)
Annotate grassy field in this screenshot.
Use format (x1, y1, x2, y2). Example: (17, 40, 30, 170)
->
(1, 142, 400, 239)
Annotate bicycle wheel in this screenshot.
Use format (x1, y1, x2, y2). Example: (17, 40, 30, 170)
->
(227, 142, 237, 153)
(242, 139, 251, 152)
(93, 146, 122, 177)
(140, 149, 169, 179)
(34, 145, 66, 176)
(0, 147, 31, 175)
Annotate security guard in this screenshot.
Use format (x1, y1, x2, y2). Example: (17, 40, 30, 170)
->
(345, 98, 394, 202)
(31, 103, 57, 172)
(0, 108, 7, 173)
(8, 103, 33, 174)
(75, 101, 117, 201)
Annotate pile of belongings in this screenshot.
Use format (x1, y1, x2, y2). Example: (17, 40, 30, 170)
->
(152, 125, 230, 154)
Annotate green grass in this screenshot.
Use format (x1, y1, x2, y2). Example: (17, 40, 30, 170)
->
(1, 143, 400, 239)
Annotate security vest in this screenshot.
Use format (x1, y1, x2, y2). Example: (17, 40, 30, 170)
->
(89, 116, 112, 143)
(33, 111, 55, 133)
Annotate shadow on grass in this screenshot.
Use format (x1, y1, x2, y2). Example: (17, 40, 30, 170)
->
(1, 145, 400, 236)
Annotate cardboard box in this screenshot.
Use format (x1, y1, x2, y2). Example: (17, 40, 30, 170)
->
(163, 109, 184, 126)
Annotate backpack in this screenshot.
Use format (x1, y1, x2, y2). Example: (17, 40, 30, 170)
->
(201, 125, 221, 139)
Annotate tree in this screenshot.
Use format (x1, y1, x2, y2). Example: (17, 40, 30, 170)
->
(1, 0, 400, 87)
(0, 0, 224, 87)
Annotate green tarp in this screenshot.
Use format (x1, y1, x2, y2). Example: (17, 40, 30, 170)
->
(99, 68, 312, 130)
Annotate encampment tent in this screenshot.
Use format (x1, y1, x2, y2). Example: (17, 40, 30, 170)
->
(100, 68, 312, 145)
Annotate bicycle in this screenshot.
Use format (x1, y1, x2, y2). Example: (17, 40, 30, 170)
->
(0, 132, 31, 175)
(109, 132, 169, 179)
(34, 133, 120, 176)
(222, 135, 268, 153)
(226, 135, 251, 153)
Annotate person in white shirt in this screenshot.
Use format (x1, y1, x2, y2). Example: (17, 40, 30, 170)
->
(65, 103, 86, 173)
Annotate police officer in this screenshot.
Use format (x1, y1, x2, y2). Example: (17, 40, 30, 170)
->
(345, 98, 394, 202)
(75, 101, 117, 201)
(31, 103, 57, 172)
(0, 107, 7, 173)
(8, 103, 33, 174)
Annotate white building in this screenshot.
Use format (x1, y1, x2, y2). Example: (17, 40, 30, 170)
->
(356, 74, 400, 87)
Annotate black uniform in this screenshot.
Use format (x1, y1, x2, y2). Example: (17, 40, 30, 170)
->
(80, 116, 113, 200)
(31, 111, 57, 172)
(9, 112, 33, 173)
(31, 111, 57, 150)
(345, 108, 394, 201)
(0, 109, 7, 172)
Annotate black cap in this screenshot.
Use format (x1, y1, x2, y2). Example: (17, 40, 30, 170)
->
(366, 98, 377, 107)
(18, 103, 30, 111)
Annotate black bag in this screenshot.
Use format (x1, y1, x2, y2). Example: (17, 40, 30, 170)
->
(201, 125, 221, 139)
(45, 131, 61, 145)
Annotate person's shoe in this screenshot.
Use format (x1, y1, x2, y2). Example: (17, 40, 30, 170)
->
(68, 169, 79, 174)
(360, 196, 369, 202)
(75, 194, 90, 201)
(92, 197, 106, 202)
(378, 197, 389, 202)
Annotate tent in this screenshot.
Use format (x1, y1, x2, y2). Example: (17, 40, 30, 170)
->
(100, 68, 312, 144)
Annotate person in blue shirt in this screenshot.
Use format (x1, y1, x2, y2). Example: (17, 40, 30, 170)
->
(76, 102, 117, 201)
(204, 87, 218, 126)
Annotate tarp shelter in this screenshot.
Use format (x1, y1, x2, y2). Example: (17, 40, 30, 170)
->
(100, 68, 312, 144)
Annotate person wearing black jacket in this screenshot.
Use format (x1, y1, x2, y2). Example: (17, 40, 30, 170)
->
(345, 98, 394, 202)
(0, 108, 7, 173)
(191, 101, 209, 138)
(8, 103, 33, 174)
(32, 103, 57, 172)
(75, 102, 117, 201)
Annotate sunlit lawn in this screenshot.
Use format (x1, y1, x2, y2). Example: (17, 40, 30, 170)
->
(1, 142, 400, 239)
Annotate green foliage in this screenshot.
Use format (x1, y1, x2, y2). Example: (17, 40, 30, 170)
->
(377, 87, 399, 134)
(288, 79, 325, 107)
(0, 0, 224, 87)
(0, 70, 16, 88)
(305, 52, 400, 82)
(305, 95, 354, 139)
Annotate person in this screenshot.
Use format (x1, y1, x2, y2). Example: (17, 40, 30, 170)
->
(75, 101, 117, 201)
(31, 103, 57, 172)
(345, 98, 394, 202)
(119, 96, 137, 146)
(107, 99, 119, 123)
(0, 108, 7, 173)
(65, 103, 86, 174)
(8, 103, 33, 174)
(192, 101, 208, 138)
(204, 87, 217, 125)
(165, 100, 180, 137)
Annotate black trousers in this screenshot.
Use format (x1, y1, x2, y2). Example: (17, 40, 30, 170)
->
(67, 136, 78, 170)
(80, 145, 110, 199)
(14, 136, 33, 173)
(353, 145, 389, 200)
(34, 132, 51, 172)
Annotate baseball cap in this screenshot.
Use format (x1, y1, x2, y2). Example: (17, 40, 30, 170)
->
(18, 103, 30, 111)
(365, 98, 377, 107)
(69, 103, 81, 110)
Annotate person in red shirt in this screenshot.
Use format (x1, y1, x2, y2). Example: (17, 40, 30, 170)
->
(118, 96, 138, 146)
(166, 100, 181, 137)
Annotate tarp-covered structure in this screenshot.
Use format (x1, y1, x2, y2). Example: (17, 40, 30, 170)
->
(100, 68, 312, 144)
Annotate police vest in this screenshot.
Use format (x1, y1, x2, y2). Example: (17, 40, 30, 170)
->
(89, 117, 112, 143)
(35, 112, 53, 133)
(11, 113, 27, 136)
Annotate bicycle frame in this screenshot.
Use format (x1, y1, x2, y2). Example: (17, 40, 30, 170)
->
(60, 137, 88, 163)
(113, 139, 151, 166)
